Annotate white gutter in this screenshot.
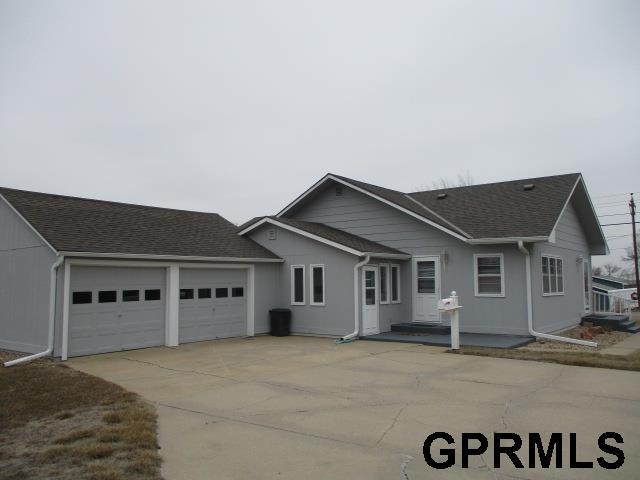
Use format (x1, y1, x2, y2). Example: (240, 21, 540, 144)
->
(517, 241, 597, 347)
(339, 255, 371, 342)
(4, 255, 65, 367)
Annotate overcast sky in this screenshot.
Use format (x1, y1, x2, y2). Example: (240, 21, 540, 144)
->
(1, 1, 638, 267)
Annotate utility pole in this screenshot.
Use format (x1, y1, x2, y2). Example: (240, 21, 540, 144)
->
(630, 193, 639, 299)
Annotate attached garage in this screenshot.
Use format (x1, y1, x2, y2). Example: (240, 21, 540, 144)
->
(179, 268, 248, 343)
(0, 186, 282, 363)
(68, 266, 166, 357)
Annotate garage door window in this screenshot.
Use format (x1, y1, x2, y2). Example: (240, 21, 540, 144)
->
(180, 289, 194, 300)
(98, 291, 117, 303)
(145, 289, 161, 301)
(122, 290, 140, 302)
(232, 287, 244, 297)
(216, 288, 228, 298)
(198, 288, 212, 299)
(72, 291, 92, 304)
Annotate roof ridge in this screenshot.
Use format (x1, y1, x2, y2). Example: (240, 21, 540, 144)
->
(408, 173, 581, 195)
(0, 186, 221, 217)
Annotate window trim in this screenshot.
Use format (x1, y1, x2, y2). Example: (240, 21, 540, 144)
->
(309, 264, 325, 306)
(541, 254, 565, 297)
(390, 264, 401, 304)
(379, 263, 390, 304)
(291, 265, 305, 305)
(473, 253, 505, 298)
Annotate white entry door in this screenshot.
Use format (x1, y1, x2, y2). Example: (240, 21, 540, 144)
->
(412, 256, 441, 323)
(362, 266, 379, 335)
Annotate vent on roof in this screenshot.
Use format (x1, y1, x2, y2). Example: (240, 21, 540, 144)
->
(523, 184, 535, 191)
(267, 229, 277, 240)
(437, 193, 448, 199)
(335, 186, 344, 196)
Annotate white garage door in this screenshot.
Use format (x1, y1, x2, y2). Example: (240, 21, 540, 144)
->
(68, 266, 166, 357)
(179, 268, 247, 343)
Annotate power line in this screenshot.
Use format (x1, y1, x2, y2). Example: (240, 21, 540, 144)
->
(601, 222, 633, 226)
(595, 201, 630, 207)
(598, 213, 628, 218)
(593, 191, 640, 199)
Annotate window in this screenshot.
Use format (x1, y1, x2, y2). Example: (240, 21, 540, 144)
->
(542, 255, 564, 295)
(98, 290, 117, 303)
(310, 264, 325, 306)
(215, 287, 228, 298)
(391, 265, 401, 303)
(180, 288, 194, 300)
(379, 264, 389, 304)
(198, 288, 212, 299)
(232, 287, 244, 297)
(72, 291, 92, 304)
(417, 261, 436, 293)
(122, 290, 140, 302)
(474, 254, 504, 297)
(291, 265, 305, 305)
(144, 289, 161, 301)
(364, 269, 376, 305)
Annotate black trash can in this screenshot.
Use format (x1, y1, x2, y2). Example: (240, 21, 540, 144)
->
(269, 308, 291, 337)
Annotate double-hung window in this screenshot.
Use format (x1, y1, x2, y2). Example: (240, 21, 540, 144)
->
(390, 265, 401, 303)
(379, 264, 390, 304)
(542, 255, 564, 295)
(474, 254, 504, 297)
(310, 264, 325, 306)
(291, 265, 305, 305)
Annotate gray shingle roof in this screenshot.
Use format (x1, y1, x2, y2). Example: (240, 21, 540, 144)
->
(408, 173, 581, 239)
(245, 217, 408, 256)
(0, 187, 280, 259)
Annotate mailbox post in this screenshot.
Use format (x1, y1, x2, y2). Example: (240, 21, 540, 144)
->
(437, 291, 463, 350)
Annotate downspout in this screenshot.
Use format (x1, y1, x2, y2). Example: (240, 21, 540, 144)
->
(337, 255, 371, 343)
(517, 241, 596, 347)
(4, 255, 64, 367)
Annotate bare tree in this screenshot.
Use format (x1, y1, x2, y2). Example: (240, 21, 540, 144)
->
(621, 241, 639, 266)
(600, 263, 622, 277)
(592, 266, 603, 276)
(415, 171, 474, 191)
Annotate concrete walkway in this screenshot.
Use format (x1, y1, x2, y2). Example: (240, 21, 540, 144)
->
(602, 333, 640, 356)
(69, 336, 640, 480)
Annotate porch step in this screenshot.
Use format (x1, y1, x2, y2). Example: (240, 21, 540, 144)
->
(581, 314, 639, 333)
(390, 323, 450, 335)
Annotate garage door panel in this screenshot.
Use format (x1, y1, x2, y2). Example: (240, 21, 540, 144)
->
(68, 267, 166, 357)
(179, 269, 247, 343)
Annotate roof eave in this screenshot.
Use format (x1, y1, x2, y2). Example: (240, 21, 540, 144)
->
(467, 236, 550, 245)
(58, 251, 284, 263)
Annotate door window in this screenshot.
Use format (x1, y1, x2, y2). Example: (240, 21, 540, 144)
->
(417, 261, 436, 293)
(365, 270, 376, 305)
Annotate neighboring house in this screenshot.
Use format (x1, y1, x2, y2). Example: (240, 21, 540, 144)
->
(592, 275, 635, 295)
(0, 172, 608, 359)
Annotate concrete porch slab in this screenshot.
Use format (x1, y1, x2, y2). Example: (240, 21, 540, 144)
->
(361, 332, 534, 348)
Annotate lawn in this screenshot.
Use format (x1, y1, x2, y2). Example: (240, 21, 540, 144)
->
(0, 352, 162, 480)
(452, 346, 640, 371)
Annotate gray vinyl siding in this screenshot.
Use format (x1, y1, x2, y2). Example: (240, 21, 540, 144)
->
(0, 198, 57, 353)
(531, 199, 590, 333)
(252, 262, 282, 334)
(249, 225, 357, 336)
(290, 182, 530, 335)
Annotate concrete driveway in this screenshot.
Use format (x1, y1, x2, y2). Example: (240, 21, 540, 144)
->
(69, 336, 640, 480)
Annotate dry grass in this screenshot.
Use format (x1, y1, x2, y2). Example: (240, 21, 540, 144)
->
(452, 346, 640, 371)
(0, 351, 162, 479)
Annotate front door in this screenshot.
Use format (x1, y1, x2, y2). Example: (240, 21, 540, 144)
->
(361, 266, 379, 335)
(412, 256, 441, 323)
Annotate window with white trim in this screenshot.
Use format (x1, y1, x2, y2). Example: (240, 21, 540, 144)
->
(379, 264, 390, 304)
(310, 264, 325, 305)
(291, 265, 305, 305)
(390, 265, 401, 303)
(542, 255, 564, 295)
(474, 254, 504, 297)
